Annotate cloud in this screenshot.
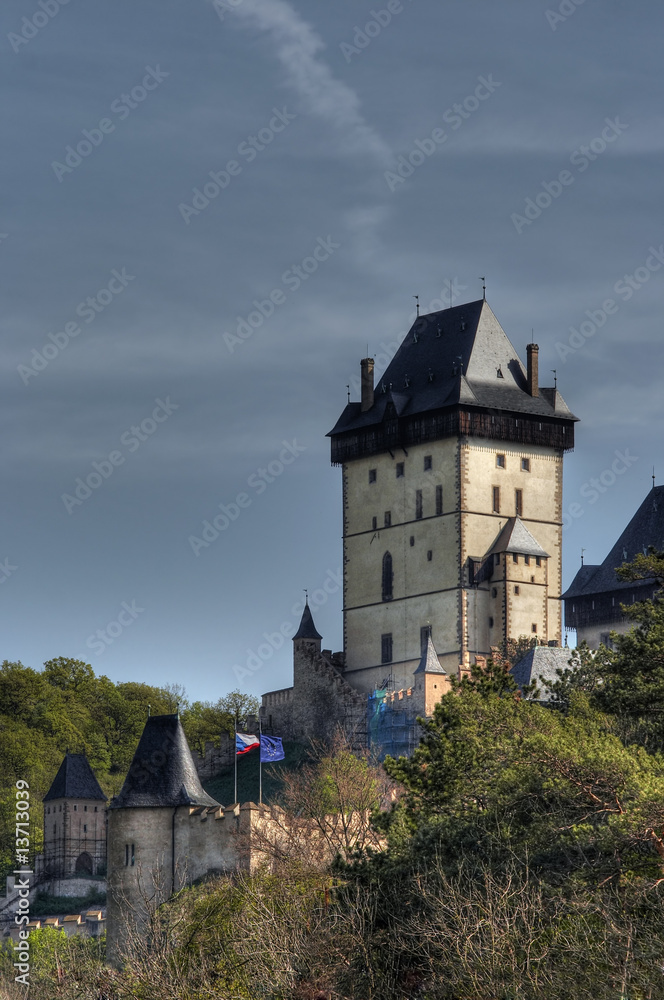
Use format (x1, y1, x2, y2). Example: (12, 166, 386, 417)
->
(215, 0, 391, 162)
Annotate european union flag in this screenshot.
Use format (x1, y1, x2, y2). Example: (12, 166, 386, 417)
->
(260, 735, 285, 762)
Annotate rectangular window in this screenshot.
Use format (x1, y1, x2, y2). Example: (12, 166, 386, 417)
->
(524, 555, 530, 566)
(396, 462, 404, 478)
(415, 490, 423, 519)
(83, 824, 87, 833)
(496, 454, 505, 468)
(492, 486, 500, 513)
(369, 469, 376, 483)
(435, 484, 443, 515)
(427, 550, 433, 561)
(125, 844, 129, 867)
(384, 511, 391, 527)
(424, 455, 432, 471)
(515, 489, 523, 516)
(513, 553, 518, 564)
(535, 556, 541, 567)
(521, 458, 530, 472)
(372, 516, 377, 530)
(131, 844, 135, 867)
(381, 633, 393, 664)
(489, 617, 494, 628)
(531, 623, 537, 633)
(495, 553, 500, 565)
(514, 586, 520, 595)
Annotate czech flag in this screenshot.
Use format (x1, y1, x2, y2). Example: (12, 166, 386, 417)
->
(236, 732, 259, 755)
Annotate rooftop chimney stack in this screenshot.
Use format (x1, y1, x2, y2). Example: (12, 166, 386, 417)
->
(360, 357, 374, 412)
(526, 343, 539, 397)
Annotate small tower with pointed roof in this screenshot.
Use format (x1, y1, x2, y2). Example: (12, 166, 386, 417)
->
(42, 752, 107, 892)
(413, 628, 451, 716)
(106, 713, 222, 965)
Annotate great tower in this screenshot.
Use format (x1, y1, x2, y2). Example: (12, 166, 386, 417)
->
(328, 298, 578, 693)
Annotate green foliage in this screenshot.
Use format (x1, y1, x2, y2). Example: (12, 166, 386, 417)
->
(0, 656, 255, 885)
(382, 686, 664, 884)
(31, 887, 106, 916)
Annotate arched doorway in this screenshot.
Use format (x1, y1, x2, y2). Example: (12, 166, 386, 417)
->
(75, 851, 93, 875)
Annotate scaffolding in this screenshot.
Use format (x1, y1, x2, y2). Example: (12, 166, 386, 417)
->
(367, 689, 419, 761)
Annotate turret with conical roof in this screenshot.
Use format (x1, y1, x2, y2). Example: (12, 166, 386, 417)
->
(293, 599, 323, 644)
(413, 629, 450, 715)
(110, 714, 219, 810)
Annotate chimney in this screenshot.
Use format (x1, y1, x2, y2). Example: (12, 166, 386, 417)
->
(360, 357, 374, 412)
(526, 343, 539, 397)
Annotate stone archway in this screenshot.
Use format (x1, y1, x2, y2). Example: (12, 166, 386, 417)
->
(75, 851, 93, 875)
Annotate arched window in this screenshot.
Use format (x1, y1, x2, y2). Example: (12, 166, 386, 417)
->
(382, 552, 393, 601)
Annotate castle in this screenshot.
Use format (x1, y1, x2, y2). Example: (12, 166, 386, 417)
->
(262, 296, 577, 740)
(20, 295, 602, 961)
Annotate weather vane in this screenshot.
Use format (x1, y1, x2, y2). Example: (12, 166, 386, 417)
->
(551, 369, 557, 388)
(413, 294, 420, 317)
(479, 276, 486, 299)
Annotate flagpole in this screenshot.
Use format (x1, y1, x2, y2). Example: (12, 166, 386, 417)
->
(259, 714, 263, 806)
(234, 711, 238, 805)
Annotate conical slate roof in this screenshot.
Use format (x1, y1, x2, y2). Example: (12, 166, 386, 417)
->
(490, 517, 549, 558)
(44, 753, 107, 802)
(110, 714, 220, 809)
(414, 633, 446, 675)
(293, 601, 323, 640)
(329, 300, 578, 438)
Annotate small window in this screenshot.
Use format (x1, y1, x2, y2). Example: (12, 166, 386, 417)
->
(125, 844, 129, 867)
(427, 550, 433, 562)
(131, 844, 135, 866)
(489, 617, 494, 628)
(435, 484, 443, 515)
(531, 623, 537, 633)
(524, 555, 530, 566)
(53, 824, 56, 835)
(415, 490, 423, 519)
(84, 806, 87, 812)
(535, 557, 541, 567)
(496, 454, 505, 468)
(369, 469, 376, 483)
(83, 824, 87, 833)
(74, 805, 77, 811)
(382, 552, 393, 601)
(409, 536, 414, 547)
(424, 455, 432, 471)
(396, 462, 404, 478)
(94, 806, 98, 812)
(515, 489, 523, 517)
(514, 586, 520, 595)
(521, 458, 530, 472)
(381, 633, 393, 664)
(492, 486, 500, 513)
(47, 807, 50, 815)
(513, 553, 518, 564)
(491, 587, 497, 598)
(495, 554, 500, 565)
(384, 511, 391, 527)
(372, 516, 377, 530)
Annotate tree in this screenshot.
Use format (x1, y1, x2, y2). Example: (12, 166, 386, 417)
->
(382, 686, 664, 884)
(180, 700, 234, 756)
(216, 689, 260, 724)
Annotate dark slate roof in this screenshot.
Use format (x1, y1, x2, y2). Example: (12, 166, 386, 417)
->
(110, 715, 220, 809)
(293, 601, 323, 640)
(328, 300, 577, 437)
(562, 486, 664, 599)
(413, 633, 446, 675)
(489, 517, 549, 558)
(511, 647, 574, 696)
(44, 753, 107, 802)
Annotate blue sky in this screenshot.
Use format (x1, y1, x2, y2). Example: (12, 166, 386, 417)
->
(1, 0, 662, 702)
